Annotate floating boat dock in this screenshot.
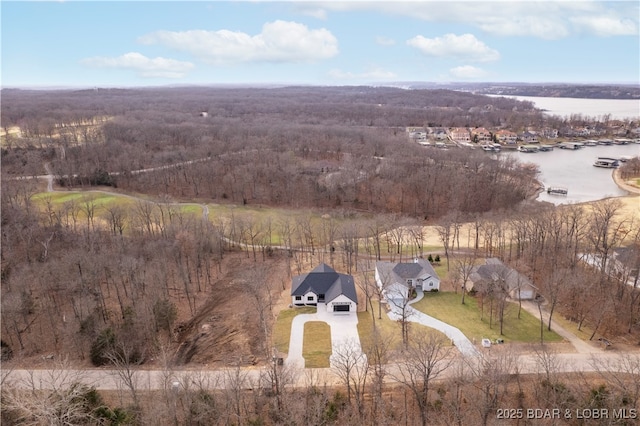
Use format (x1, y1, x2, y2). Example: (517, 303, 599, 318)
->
(547, 186, 568, 195)
(593, 157, 620, 168)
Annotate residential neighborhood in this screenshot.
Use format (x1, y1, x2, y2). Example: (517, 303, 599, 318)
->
(409, 122, 640, 147)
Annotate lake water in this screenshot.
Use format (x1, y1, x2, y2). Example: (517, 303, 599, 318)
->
(488, 95, 640, 120)
(507, 144, 640, 205)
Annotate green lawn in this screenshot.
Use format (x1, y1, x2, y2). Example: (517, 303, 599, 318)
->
(357, 301, 402, 352)
(411, 291, 562, 343)
(33, 191, 138, 210)
(272, 307, 316, 354)
(178, 204, 204, 214)
(303, 321, 332, 368)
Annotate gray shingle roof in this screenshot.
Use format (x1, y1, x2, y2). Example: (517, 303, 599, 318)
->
(376, 259, 439, 285)
(470, 259, 536, 293)
(393, 263, 423, 278)
(291, 263, 357, 303)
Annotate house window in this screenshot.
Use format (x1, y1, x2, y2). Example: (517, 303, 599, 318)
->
(295, 296, 302, 301)
(307, 296, 314, 301)
(407, 279, 413, 286)
(429, 282, 433, 287)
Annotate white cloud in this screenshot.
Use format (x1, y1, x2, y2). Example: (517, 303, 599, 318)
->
(375, 36, 395, 46)
(570, 15, 638, 36)
(138, 20, 338, 65)
(80, 52, 194, 78)
(328, 68, 397, 80)
(296, 6, 328, 20)
(475, 15, 570, 39)
(449, 65, 486, 79)
(307, 1, 637, 39)
(407, 33, 500, 62)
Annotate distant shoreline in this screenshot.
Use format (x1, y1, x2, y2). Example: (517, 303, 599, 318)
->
(612, 168, 640, 195)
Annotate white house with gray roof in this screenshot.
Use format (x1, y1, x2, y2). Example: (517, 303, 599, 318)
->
(375, 258, 440, 302)
(291, 264, 358, 313)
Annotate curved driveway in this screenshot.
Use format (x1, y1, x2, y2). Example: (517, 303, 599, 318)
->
(387, 290, 481, 358)
(286, 303, 362, 369)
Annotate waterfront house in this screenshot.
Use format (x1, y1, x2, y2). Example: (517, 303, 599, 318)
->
(471, 127, 493, 143)
(518, 131, 539, 144)
(449, 127, 471, 143)
(494, 129, 518, 144)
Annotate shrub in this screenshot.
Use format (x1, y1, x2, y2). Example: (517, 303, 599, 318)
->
(153, 299, 177, 332)
(1, 340, 13, 361)
(90, 328, 116, 366)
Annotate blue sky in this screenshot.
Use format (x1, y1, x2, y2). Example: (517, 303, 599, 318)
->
(2, 1, 638, 87)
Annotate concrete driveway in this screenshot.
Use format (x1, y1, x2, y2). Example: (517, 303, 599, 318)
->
(386, 290, 481, 358)
(285, 303, 363, 368)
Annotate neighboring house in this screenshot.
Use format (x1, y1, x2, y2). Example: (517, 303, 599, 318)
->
(291, 263, 357, 313)
(408, 127, 427, 142)
(428, 127, 449, 140)
(471, 127, 492, 143)
(494, 129, 518, 144)
(610, 245, 640, 286)
(469, 258, 537, 300)
(449, 127, 471, 143)
(375, 258, 440, 302)
(541, 128, 558, 139)
(518, 131, 539, 144)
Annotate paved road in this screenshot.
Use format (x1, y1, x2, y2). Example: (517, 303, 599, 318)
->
(3, 351, 636, 391)
(286, 303, 363, 369)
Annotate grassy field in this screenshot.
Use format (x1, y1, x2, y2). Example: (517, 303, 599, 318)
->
(272, 307, 316, 354)
(30, 190, 451, 258)
(411, 291, 562, 343)
(302, 321, 332, 368)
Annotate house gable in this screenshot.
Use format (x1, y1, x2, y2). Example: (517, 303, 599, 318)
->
(469, 258, 536, 300)
(291, 263, 357, 310)
(375, 258, 441, 297)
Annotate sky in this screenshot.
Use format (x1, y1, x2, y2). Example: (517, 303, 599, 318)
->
(1, 1, 639, 88)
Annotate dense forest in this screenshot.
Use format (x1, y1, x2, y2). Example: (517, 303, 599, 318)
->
(1, 86, 639, 425)
(1, 87, 541, 217)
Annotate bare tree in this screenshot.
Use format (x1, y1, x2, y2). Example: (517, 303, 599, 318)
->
(453, 253, 476, 305)
(1, 358, 98, 425)
(390, 331, 454, 426)
(331, 338, 369, 414)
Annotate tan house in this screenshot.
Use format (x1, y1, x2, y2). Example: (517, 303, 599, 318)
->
(449, 127, 471, 142)
(494, 129, 518, 144)
(471, 127, 492, 143)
